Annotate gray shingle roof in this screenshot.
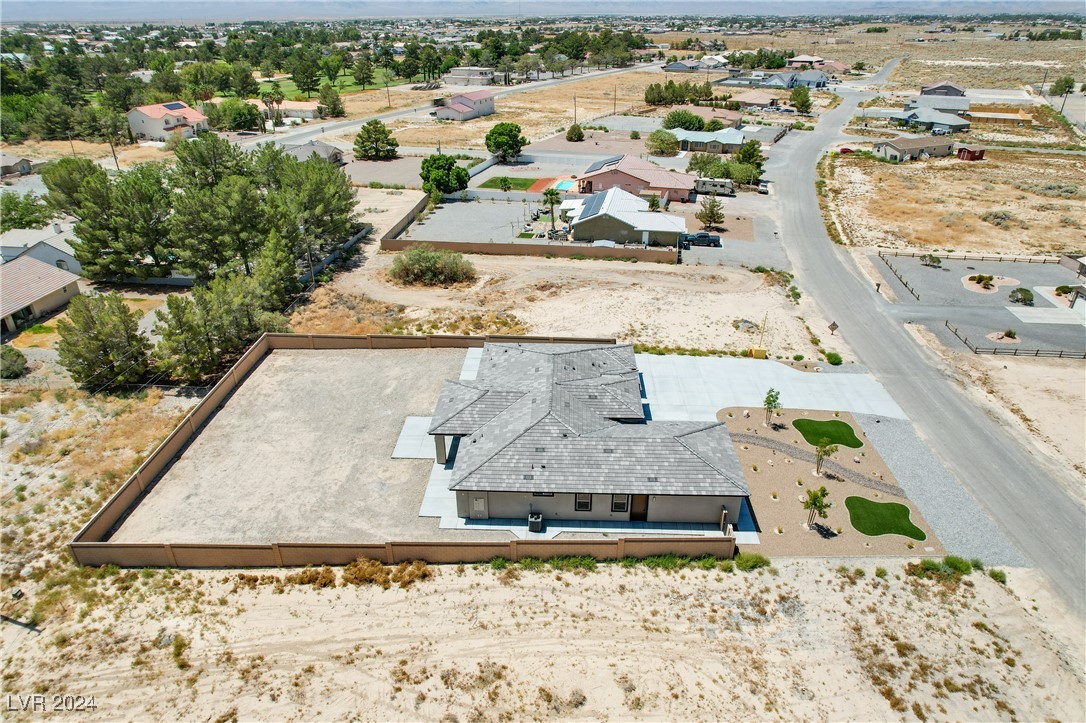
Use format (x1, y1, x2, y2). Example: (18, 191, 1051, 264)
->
(431, 342, 748, 498)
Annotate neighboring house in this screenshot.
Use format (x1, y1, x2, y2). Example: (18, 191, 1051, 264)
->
(0, 222, 82, 275)
(762, 72, 797, 89)
(904, 95, 971, 115)
(129, 69, 154, 83)
(787, 54, 823, 67)
(738, 124, 789, 145)
(208, 97, 322, 120)
(558, 198, 585, 221)
(920, 80, 967, 97)
(0, 153, 33, 176)
(429, 342, 749, 526)
(887, 108, 971, 133)
(671, 128, 746, 154)
(126, 101, 209, 141)
(730, 89, 779, 108)
(435, 90, 495, 121)
(794, 69, 829, 88)
(968, 109, 1033, 127)
(699, 55, 729, 68)
(663, 59, 702, 72)
(815, 60, 850, 75)
(281, 140, 345, 164)
(443, 66, 494, 86)
(956, 145, 986, 161)
(671, 104, 743, 128)
(575, 155, 697, 203)
(568, 187, 687, 246)
(873, 138, 955, 162)
(0, 256, 81, 333)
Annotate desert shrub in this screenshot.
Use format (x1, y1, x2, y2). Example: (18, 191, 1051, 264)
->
(341, 558, 392, 588)
(906, 556, 975, 585)
(284, 566, 337, 588)
(547, 555, 597, 572)
(1004, 329, 1017, 339)
(980, 210, 1016, 227)
(970, 558, 985, 571)
(943, 555, 973, 575)
(718, 559, 735, 572)
(565, 123, 585, 142)
(1055, 285, 1074, 295)
(630, 130, 641, 139)
(1008, 288, 1034, 306)
(825, 352, 843, 366)
(1, 345, 27, 379)
(640, 554, 690, 570)
(389, 244, 477, 286)
(793, 354, 804, 361)
(988, 568, 1007, 584)
(919, 254, 942, 268)
(390, 561, 434, 588)
(734, 552, 771, 571)
(875, 566, 888, 579)
(969, 274, 995, 289)
(517, 557, 545, 571)
(489, 557, 510, 570)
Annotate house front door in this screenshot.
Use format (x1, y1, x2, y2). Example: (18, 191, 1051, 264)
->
(630, 495, 649, 522)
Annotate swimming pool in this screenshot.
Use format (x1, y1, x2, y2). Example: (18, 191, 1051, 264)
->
(553, 180, 575, 191)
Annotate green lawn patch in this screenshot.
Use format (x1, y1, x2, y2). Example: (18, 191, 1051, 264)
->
(845, 496, 926, 540)
(792, 418, 863, 448)
(25, 324, 54, 334)
(479, 177, 539, 191)
(517, 232, 536, 238)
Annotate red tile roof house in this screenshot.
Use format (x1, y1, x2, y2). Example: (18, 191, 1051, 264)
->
(435, 90, 496, 121)
(575, 155, 697, 203)
(126, 101, 209, 141)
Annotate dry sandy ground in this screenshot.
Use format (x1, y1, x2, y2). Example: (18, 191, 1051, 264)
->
(822, 150, 1086, 255)
(2, 558, 1082, 722)
(0, 139, 174, 169)
(905, 323, 1086, 485)
(381, 71, 664, 149)
(333, 250, 840, 360)
(353, 188, 427, 239)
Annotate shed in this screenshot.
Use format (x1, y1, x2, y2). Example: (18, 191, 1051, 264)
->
(1, 153, 34, 176)
(0, 256, 82, 333)
(957, 145, 986, 161)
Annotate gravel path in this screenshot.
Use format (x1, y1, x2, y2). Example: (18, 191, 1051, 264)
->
(852, 413, 1028, 566)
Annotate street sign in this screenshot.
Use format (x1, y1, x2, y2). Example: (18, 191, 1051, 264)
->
(829, 321, 839, 335)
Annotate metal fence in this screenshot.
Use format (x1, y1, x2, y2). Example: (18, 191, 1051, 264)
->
(944, 321, 1086, 359)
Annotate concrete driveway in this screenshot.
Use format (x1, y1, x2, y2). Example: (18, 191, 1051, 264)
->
(637, 355, 905, 421)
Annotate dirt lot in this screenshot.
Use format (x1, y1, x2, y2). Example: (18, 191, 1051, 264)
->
(2, 555, 1081, 722)
(820, 150, 1086, 255)
(353, 188, 427, 239)
(0, 139, 174, 169)
(325, 251, 839, 361)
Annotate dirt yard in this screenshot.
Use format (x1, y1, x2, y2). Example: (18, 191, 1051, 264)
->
(820, 150, 1086, 255)
(318, 250, 840, 361)
(1, 556, 1081, 722)
(0, 140, 174, 169)
(353, 188, 427, 239)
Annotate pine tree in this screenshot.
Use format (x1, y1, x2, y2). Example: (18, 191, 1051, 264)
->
(251, 229, 300, 311)
(695, 194, 725, 230)
(318, 82, 345, 118)
(57, 293, 150, 387)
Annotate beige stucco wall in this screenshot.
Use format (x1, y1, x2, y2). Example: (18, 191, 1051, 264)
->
(457, 490, 635, 522)
(29, 285, 79, 318)
(572, 214, 681, 246)
(645, 495, 742, 526)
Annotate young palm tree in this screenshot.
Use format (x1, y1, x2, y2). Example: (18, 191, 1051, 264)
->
(814, 438, 839, 476)
(542, 188, 562, 235)
(803, 486, 832, 528)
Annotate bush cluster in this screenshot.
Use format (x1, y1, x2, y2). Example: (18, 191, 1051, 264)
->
(0, 345, 27, 379)
(389, 244, 477, 286)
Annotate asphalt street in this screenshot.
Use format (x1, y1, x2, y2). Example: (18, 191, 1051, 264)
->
(770, 65, 1085, 615)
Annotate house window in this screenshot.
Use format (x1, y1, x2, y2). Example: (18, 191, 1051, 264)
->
(611, 495, 629, 513)
(575, 493, 592, 512)
(55, 260, 69, 271)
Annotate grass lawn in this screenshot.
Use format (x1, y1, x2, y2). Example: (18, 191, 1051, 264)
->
(845, 496, 927, 540)
(256, 69, 416, 100)
(517, 232, 536, 238)
(792, 418, 863, 448)
(479, 177, 540, 191)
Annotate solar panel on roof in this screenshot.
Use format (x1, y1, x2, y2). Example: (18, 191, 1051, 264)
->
(583, 155, 623, 174)
(578, 191, 607, 220)
(163, 102, 186, 110)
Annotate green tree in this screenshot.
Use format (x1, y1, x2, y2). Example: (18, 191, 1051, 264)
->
(57, 293, 151, 387)
(419, 153, 469, 194)
(172, 133, 249, 190)
(250, 229, 300, 311)
(291, 55, 321, 97)
(814, 438, 838, 476)
(763, 387, 781, 426)
(789, 84, 812, 114)
(542, 187, 561, 234)
(803, 486, 832, 528)
(647, 193, 660, 212)
(0, 345, 28, 379)
(206, 97, 263, 131)
(231, 61, 260, 98)
(646, 129, 679, 156)
(112, 162, 174, 278)
(321, 56, 344, 87)
(704, 118, 725, 132)
(695, 194, 725, 230)
(353, 119, 399, 160)
(152, 294, 218, 383)
(0, 192, 54, 232)
(70, 171, 125, 278)
(494, 176, 513, 192)
(271, 157, 356, 256)
(686, 152, 722, 178)
(566, 123, 584, 142)
(352, 55, 375, 89)
(173, 175, 266, 279)
(42, 157, 105, 216)
(101, 73, 145, 113)
(663, 109, 705, 131)
(734, 139, 765, 170)
(1050, 76, 1075, 96)
(318, 83, 345, 117)
(485, 122, 527, 163)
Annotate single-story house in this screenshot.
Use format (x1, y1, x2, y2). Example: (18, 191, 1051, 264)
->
(671, 128, 746, 154)
(762, 72, 797, 89)
(699, 55, 729, 68)
(558, 198, 585, 221)
(815, 60, 850, 75)
(443, 66, 494, 86)
(568, 187, 687, 246)
(126, 101, 209, 141)
(794, 70, 828, 89)
(281, 140, 345, 165)
(663, 59, 702, 72)
(920, 80, 966, 97)
(956, 145, 986, 161)
(904, 95, 971, 115)
(0, 222, 82, 275)
(436, 89, 495, 121)
(576, 155, 697, 203)
(887, 108, 971, 133)
(0, 255, 82, 333)
(668, 105, 743, 128)
(731, 89, 779, 108)
(738, 124, 788, 145)
(873, 138, 955, 162)
(429, 342, 749, 526)
(968, 109, 1033, 127)
(787, 54, 823, 67)
(0, 153, 33, 176)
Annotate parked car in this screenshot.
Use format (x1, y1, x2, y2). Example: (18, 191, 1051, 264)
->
(758, 181, 770, 194)
(679, 232, 722, 248)
(840, 147, 854, 154)
(932, 128, 949, 135)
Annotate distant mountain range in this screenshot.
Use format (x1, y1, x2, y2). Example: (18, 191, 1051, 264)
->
(2, 0, 1083, 24)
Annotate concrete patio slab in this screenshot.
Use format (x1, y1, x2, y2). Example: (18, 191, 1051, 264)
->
(391, 416, 436, 459)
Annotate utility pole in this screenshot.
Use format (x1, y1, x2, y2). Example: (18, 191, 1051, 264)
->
(1040, 68, 1049, 95)
(573, 95, 577, 124)
(614, 84, 617, 116)
(384, 79, 391, 106)
(66, 131, 76, 157)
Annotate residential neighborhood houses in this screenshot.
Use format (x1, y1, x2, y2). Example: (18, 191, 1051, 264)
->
(0, 222, 82, 275)
(568, 187, 688, 245)
(435, 89, 495, 121)
(126, 101, 210, 141)
(576, 155, 697, 202)
(0, 255, 82, 333)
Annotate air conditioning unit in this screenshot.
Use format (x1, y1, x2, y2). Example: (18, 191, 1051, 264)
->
(528, 513, 543, 533)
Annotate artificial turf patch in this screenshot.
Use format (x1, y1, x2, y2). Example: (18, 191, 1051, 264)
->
(845, 496, 926, 540)
(792, 418, 864, 448)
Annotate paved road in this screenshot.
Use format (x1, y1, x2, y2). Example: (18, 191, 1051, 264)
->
(771, 75, 1085, 614)
(237, 62, 662, 150)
